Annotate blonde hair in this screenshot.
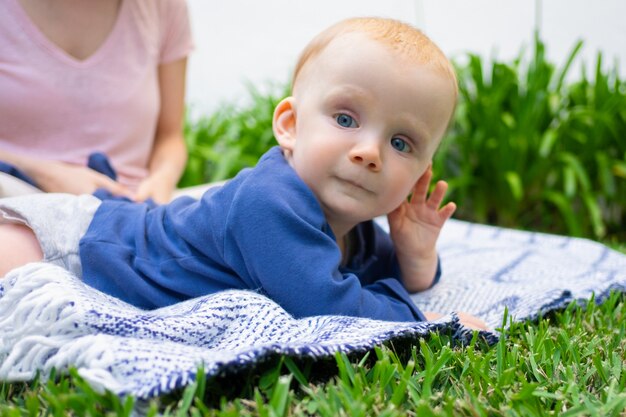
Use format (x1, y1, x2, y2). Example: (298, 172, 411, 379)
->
(292, 17, 457, 96)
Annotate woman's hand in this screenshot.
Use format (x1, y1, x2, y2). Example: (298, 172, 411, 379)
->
(29, 159, 133, 197)
(134, 170, 176, 204)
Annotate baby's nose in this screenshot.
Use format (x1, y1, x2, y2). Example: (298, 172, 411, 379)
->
(349, 142, 382, 171)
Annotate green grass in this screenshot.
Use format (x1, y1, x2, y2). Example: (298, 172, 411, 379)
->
(2, 292, 625, 416)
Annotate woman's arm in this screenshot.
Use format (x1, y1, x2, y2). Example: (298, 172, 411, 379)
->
(0, 148, 132, 197)
(134, 57, 188, 204)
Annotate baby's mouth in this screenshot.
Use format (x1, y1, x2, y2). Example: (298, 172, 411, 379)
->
(335, 176, 373, 194)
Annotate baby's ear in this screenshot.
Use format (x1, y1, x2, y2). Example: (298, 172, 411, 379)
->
(273, 97, 297, 151)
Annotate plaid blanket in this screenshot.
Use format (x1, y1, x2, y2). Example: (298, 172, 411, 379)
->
(1, 219, 625, 398)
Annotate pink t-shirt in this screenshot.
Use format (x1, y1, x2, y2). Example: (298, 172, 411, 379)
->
(0, 0, 193, 188)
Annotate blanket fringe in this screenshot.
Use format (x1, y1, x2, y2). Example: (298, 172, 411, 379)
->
(0, 263, 86, 380)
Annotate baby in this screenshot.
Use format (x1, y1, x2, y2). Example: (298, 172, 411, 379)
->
(0, 17, 484, 328)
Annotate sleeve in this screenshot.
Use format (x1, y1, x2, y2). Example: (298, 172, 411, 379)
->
(223, 182, 426, 322)
(158, 0, 194, 64)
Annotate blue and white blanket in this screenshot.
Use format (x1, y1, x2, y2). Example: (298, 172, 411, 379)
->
(1, 219, 625, 398)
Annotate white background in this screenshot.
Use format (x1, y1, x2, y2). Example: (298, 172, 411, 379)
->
(185, 0, 626, 117)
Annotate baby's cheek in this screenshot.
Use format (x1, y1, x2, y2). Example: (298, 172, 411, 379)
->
(383, 190, 408, 213)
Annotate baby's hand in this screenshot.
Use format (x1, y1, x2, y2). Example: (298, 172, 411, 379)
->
(387, 166, 456, 292)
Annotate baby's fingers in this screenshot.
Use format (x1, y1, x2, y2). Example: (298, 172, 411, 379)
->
(439, 201, 457, 221)
(425, 180, 449, 210)
(412, 166, 433, 203)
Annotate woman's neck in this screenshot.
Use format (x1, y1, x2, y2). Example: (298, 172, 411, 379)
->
(17, 0, 122, 61)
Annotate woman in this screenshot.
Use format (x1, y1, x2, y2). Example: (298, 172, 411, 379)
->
(0, 0, 193, 203)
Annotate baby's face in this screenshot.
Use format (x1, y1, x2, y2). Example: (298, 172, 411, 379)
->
(283, 32, 456, 230)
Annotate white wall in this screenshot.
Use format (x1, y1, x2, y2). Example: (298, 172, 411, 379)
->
(185, 0, 626, 117)
(422, 0, 626, 75)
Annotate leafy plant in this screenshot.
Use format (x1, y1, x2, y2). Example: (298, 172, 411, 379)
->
(434, 34, 626, 240)
(179, 83, 288, 187)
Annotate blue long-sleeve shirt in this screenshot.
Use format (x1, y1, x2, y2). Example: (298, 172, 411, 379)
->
(80, 147, 433, 321)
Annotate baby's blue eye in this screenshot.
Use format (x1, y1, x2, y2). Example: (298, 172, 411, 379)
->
(391, 137, 411, 153)
(336, 114, 357, 128)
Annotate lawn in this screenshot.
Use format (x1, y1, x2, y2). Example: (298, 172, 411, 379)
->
(1, 288, 625, 416)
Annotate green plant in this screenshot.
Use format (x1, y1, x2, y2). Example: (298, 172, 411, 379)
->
(179, 83, 288, 187)
(434, 34, 626, 240)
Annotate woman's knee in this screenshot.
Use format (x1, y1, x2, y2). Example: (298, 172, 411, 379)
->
(0, 223, 43, 276)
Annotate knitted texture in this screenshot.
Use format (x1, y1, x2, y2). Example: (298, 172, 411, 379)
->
(407, 220, 626, 329)
(1, 219, 625, 398)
